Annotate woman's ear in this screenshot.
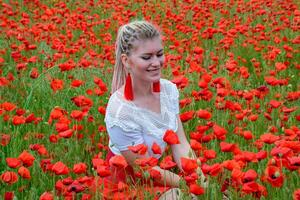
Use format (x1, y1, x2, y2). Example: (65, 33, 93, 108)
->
(121, 53, 130, 69)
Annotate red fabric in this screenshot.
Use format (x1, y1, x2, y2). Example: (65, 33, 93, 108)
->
(124, 73, 134, 101)
(99, 149, 172, 200)
(153, 81, 161, 92)
(105, 149, 136, 183)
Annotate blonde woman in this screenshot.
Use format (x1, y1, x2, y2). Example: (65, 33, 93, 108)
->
(104, 20, 207, 200)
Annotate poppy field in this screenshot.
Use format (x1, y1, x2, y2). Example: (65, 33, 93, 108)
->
(0, 0, 300, 199)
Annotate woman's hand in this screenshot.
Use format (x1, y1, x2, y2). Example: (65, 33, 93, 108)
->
(196, 159, 209, 188)
(172, 116, 209, 188)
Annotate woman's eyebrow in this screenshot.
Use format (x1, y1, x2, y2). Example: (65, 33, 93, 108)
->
(141, 49, 164, 55)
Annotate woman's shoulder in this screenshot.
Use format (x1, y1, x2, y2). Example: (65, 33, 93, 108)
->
(160, 78, 179, 97)
(106, 89, 127, 115)
(105, 91, 142, 132)
(105, 89, 138, 119)
(160, 78, 176, 87)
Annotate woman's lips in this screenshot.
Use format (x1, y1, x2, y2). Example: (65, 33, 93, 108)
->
(146, 68, 160, 72)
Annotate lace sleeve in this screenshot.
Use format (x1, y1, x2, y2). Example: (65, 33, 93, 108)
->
(107, 126, 144, 152)
(172, 83, 180, 115)
(104, 93, 143, 132)
(166, 80, 180, 115)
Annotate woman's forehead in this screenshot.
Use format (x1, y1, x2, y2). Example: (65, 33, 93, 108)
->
(131, 37, 163, 54)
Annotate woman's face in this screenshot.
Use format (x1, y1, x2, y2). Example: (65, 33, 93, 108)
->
(123, 36, 164, 84)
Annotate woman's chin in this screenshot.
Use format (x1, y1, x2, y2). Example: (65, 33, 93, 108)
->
(150, 75, 161, 83)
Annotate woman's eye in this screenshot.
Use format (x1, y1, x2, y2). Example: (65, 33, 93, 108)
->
(141, 56, 151, 60)
(157, 54, 163, 57)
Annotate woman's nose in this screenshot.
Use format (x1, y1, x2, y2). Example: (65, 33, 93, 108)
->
(152, 56, 161, 66)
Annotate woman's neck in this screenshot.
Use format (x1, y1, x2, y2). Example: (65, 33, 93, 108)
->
(132, 77, 153, 98)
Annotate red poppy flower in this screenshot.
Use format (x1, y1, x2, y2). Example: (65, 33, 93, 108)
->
(242, 181, 267, 198)
(128, 143, 148, 155)
(70, 110, 84, 121)
(55, 122, 69, 132)
(181, 157, 198, 174)
(260, 133, 280, 144)
(40, 192, 54, 200)
(179, 98, 192, 108)
(180, 111, 195, 122)
(172, 75, 189, 89)
(67, 180, 85, 193)
(189, 183, 205, 195)
(293, 189, 300, 200)
(58, 59, 76, 72)
(4, 192, 14, 200)
(135, 157, 158, 168)
(30, 68, 39, 79)
(151, 142, 162, 155)
(231, 168, 243, 183)
(92, 158, 105, 169)
(159, 155, 177, 170)
(12, 115, 26, 125)
(275, 62, 287, 71)
(190, 131, 205, 141)
(71, 95, 93, 108)
(243, 169, 257, 183)
(0, 171, 18, 184)
(97, 165, 111, 177)
(263, 166, 284, 187)
(203, 149, 216, 160)
(243, 130, 253, 140)
(248, 114, 258, 121)
(234, 151, 258, 163)
(190, 139, 202, 150)
(52, 161, 69, 175)
(163, 130, 180, 144)
(58, 129, 73, 138)
(71, 79, 84, 87)
(201, 163, 222, 176)
(288, 157, 300, 167)
(1, 134, 11, 146)
(98, 106, 106, 115)
(73, 163, 87, 174)
(50, 79, 64, 92)
(213, 124, 227, 139)
(220, 141, 235, 152)
(196, 109, 212, 120)
(1, 102, 16, 111)
(109, 155, 128, 168)
(55, 180, 66, 195)
(49, 107, 65, 121)
(25, 113, 36, 123)
(222, 160, 242, 171)
(270, 146, 292, 158)
(6, 158, 22, 168)
(94, 77, 108, 92)
(183, 171, 198, 184)
(18, 166, 31, 179)
(148, 168, 162, 180)
(18, 150, 35, 167)
(256, 150, 268, 161)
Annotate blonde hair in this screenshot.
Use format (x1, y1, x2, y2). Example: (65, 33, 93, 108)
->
(111, 20, 161, 93)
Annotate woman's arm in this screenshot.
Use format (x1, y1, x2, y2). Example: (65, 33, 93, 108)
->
(171, 115, 197, 171)
(171, 115, 208, 187)
(121, 150, 181, 188)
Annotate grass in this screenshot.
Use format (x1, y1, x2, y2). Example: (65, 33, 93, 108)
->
(0, 0, 299, 199)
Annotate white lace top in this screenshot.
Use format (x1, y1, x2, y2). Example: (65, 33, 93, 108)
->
(104, 78, 180, 158)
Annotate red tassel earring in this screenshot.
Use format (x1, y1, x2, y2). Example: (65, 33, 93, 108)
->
(124, 73, 134, 101)
(153, 81, 160, 92)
